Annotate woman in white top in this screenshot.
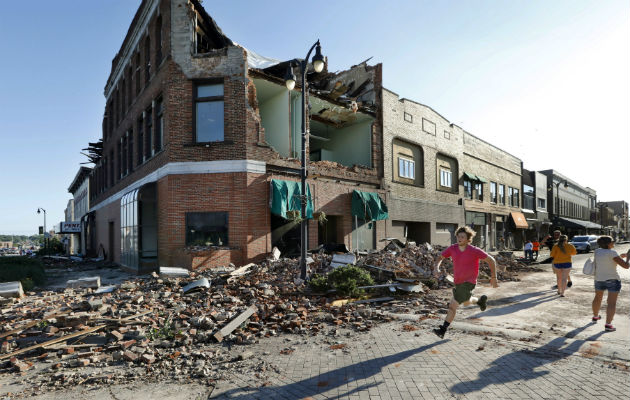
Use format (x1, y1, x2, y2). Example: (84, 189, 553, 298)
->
(591, 236, 629, 332)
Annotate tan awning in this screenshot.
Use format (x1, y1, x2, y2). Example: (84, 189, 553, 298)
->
(510, 212, 529, 229)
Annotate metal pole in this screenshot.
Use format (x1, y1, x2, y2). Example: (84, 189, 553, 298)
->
(300, 59, 307, 280)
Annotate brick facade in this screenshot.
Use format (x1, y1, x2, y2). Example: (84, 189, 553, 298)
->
(87, 0, 387, 271)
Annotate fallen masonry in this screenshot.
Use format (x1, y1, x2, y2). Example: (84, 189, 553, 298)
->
(0, 243, 541, 395)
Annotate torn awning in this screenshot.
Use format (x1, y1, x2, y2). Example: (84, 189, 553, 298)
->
(463, 172, 478, 181)
(510, 212, 529, 229)
(351, 190, 388, 221)
(556, 217, 602, 229)
(270, 179, 313, 219)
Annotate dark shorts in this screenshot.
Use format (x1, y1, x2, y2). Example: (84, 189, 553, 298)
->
(453, 282, 476, 304)
(595, 280, 621, 292)
(553, 262, 572, 269)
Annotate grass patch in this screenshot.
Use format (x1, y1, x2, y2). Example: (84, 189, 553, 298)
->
(0, 256, 46, 291)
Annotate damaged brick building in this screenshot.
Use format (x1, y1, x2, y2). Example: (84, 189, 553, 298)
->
(87, 0, 389, 271)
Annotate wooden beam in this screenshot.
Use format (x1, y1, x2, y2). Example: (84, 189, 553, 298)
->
(0, 325, 106, 360)
(213, 305, 257, 342)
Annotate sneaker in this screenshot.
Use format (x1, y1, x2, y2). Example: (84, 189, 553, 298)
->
(433, 328, 445, 339)
(478, 295, 488, 312)
(605, 324, 616, 332)
(567, 281, 573, 288)
(592, 315, 601, 322)
(552, 284, 558, 289)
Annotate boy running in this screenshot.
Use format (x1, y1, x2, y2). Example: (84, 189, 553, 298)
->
(432, 226, 498, 338)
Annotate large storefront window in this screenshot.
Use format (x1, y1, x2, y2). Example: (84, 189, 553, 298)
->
(186, 212, 228, 246)
(120, 189, 139, 269)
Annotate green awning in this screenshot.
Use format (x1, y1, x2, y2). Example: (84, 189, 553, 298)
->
(351, 190, 389, 221)
(463, 172, 478, 181)
(476, 176, 488, 183)
(270, 179, 313, 219)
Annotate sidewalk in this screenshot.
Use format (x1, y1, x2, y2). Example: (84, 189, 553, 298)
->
(209, 321, 629, 399)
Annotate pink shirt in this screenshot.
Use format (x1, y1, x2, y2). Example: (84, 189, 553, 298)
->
(441, 244, 489, 284)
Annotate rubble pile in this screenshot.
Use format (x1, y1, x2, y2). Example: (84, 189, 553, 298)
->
(357, 242, 538, 285)
(0, 244, 542, 393)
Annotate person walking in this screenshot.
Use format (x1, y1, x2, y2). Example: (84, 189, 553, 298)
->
(432, 226, 498, 338)
(591, 236, 629, 332)
(545, 230, 573, 288)
(524, 240, 533, 261)
(532, 239, 540, 260)
(550, 234, 577, 297)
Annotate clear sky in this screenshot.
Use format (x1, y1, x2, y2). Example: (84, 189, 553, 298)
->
(0, 0, 628, 235)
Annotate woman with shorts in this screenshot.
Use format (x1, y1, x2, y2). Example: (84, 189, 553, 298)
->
(550, 235, 576, 297)
(591, 236, 629, 332)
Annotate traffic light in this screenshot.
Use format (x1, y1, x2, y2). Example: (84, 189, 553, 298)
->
(39, 226, 44, 235)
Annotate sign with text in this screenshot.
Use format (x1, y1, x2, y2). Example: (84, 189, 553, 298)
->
(59, 221, 81, 233)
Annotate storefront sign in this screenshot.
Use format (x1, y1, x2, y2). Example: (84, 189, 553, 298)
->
(59, 221, 81, 233)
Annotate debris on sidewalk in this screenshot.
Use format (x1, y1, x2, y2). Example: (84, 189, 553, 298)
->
(0, 242, 542, 395)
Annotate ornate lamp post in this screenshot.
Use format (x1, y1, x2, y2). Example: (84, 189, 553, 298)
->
(284, 40, 325, 280)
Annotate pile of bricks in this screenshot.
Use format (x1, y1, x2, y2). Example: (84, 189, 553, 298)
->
(0, 245, 539, 393)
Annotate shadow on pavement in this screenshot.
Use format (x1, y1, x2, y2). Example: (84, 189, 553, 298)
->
(450, 323, 604, 395)
(211, 340, 447, 399)
(467, 290, 558, 319)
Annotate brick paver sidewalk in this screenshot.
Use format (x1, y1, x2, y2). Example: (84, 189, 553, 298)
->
(210, 321, 630, 399)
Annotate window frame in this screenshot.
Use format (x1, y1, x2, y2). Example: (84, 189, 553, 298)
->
(475, 181, 483, 201)
(463, 179, 472, 199)
(185, 211, 229, 247)
(398, 156, 415, 180)
(439, 168, 452, 188)
(499, 184, 505, 205)
(490, 182, 497, 203)
(193, 80, 225, 143)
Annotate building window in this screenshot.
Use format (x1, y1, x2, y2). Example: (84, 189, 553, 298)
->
(155, 15, 163, 63)
(464, 179, 472, 199)
(109, 150, 114, 187)
(508, 187, 514, 206)
(513, 188, 520, 207)
(404, 112, 412, 123)
(398, 157, 415, 179)
(523, 184, 535, 210)
(440, 169, 452, 188)
(155, 97, 163, 152)
(117, 140, 122, 179)
(127, 130, 133, 174)
(144, 36, 151, 85)
(186, 212, 228, 247)
(137, 116, 144, 165)
(134, 52, 141, 96)
(145, 107, 153, 159)
(475, 182, 483, 201)
(490, 182, 497, 203)
(195, 83, 224, 142)
(499, 184, 505, 205)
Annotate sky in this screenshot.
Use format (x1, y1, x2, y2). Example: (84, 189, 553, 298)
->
(0, 0, 628, 235)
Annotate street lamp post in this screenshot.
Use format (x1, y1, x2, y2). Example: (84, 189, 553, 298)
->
(284, 40, 325, 280)
(37, 208, 46, 251)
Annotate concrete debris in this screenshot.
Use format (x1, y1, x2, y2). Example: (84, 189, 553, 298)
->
(0, 281, 24, 298)
(66, 277, 100, 289)
(159, 267, 189, 277)
(330, 253, 356, 268)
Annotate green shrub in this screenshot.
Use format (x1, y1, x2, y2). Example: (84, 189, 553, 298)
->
(309, 274, 329, 293)
(0, 256, 46, 290)
(326, 265, 374, 297)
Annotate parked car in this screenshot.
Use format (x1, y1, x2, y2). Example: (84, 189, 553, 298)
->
(569, 235, 598, 253)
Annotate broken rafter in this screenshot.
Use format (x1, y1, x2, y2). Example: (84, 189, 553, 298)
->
(0, 324, 106, 360)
